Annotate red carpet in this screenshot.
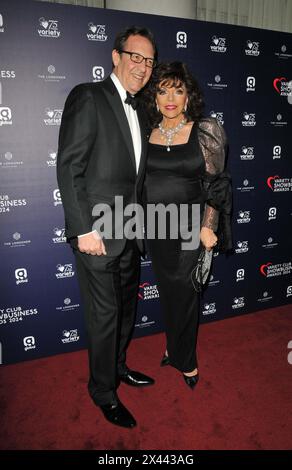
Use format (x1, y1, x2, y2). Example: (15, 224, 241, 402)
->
(0, 305, 291, 450)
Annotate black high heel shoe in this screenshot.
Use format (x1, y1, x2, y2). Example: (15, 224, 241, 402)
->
(160, 353, 171, 367)
(183, 373, 199, 390)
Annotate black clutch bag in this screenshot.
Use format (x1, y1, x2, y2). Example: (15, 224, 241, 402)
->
(191, 248, 213, 292)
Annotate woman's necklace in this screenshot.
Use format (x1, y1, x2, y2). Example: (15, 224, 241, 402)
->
(158, 118, 187, 151)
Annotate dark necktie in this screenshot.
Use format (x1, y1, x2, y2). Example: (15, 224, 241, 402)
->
(124, 91, 137, 110)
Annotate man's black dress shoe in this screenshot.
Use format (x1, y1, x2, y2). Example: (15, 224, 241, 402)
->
(160, 353, 171, 367)
(119, 369, 155, 387)
(183, 373, 199, 390)
(99, 399, 136, 428)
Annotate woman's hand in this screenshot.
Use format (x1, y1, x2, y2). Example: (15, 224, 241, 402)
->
(200, 226, 218, 251)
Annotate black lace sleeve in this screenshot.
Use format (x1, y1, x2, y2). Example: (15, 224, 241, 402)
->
(198, 117, 232, 252)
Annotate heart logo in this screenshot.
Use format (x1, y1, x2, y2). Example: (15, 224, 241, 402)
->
(55, 229, 62, 236)
(47, 110, 54, 118)
(57, 264, 65, 272)
(213, 37, 219, 45)
(260, 262, 272, 277)
(90, 25, 97, 33)
(267, 175, 279, 190)
(63, 330, 70, 337)
(41, 21, 49, 29)
(273, 77, 286, 94)
(238, 242, 242, 248)
(244, 113, 249, 120)
(242, 147, 248, 154)
(247, 41, 253, 49)
(50, 152, 57, 159)
(234, 298, 239, 303)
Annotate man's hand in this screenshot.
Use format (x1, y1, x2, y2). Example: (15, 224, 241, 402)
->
(200, 226, 217, 252)
(78, 231, 107, 256)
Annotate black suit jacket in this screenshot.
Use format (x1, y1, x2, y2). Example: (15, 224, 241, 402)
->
(57, 77, 148, 256)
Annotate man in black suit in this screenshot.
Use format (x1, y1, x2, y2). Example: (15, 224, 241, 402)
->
(57, 26, 157, 428)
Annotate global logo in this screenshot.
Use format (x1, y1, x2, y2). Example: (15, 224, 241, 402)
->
(15, 268, 28, 285)
(176, 31, 187, 49)
(246, 76, 256, 91)
(92, 66, 105, 82)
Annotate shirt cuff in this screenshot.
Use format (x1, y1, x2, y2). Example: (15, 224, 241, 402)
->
(77, 230, 100, 239)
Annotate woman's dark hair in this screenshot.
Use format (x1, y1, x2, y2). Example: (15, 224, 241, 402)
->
(142, 61, 204, 128)
(113, 26, 157, 60)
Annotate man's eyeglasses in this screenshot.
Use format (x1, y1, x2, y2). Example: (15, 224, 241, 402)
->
(119, 50, 156, 69)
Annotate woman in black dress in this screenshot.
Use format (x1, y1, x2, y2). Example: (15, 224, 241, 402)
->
(143, 62, 231, 389)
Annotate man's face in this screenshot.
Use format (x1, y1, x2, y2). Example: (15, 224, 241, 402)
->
(112, 34, 155, 95)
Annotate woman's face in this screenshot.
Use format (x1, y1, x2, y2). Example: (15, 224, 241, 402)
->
(156, 80, 188, 120)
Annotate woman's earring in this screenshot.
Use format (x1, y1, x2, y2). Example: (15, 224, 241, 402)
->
(156, 102, 160, 112)
(184, 101, 188, 112)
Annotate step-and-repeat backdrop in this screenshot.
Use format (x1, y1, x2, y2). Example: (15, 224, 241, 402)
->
(0, 0, 291, 364)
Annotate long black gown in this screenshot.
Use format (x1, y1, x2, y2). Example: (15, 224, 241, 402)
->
(144, 117, 227, 373)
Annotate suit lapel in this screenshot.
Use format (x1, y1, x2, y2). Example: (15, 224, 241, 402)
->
(101, 77, 136, 171)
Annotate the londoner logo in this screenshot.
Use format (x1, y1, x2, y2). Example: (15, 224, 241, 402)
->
(38, 18, 60, 38)
(260, 262, 292, 277)
(138, 282, 159, 301)
(87, 23, 107, 41)
(245, 40, 260, 56)
(273, 77, 291, 96)
(210, 36, 227, 53)
(267, 175, 292, 192)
